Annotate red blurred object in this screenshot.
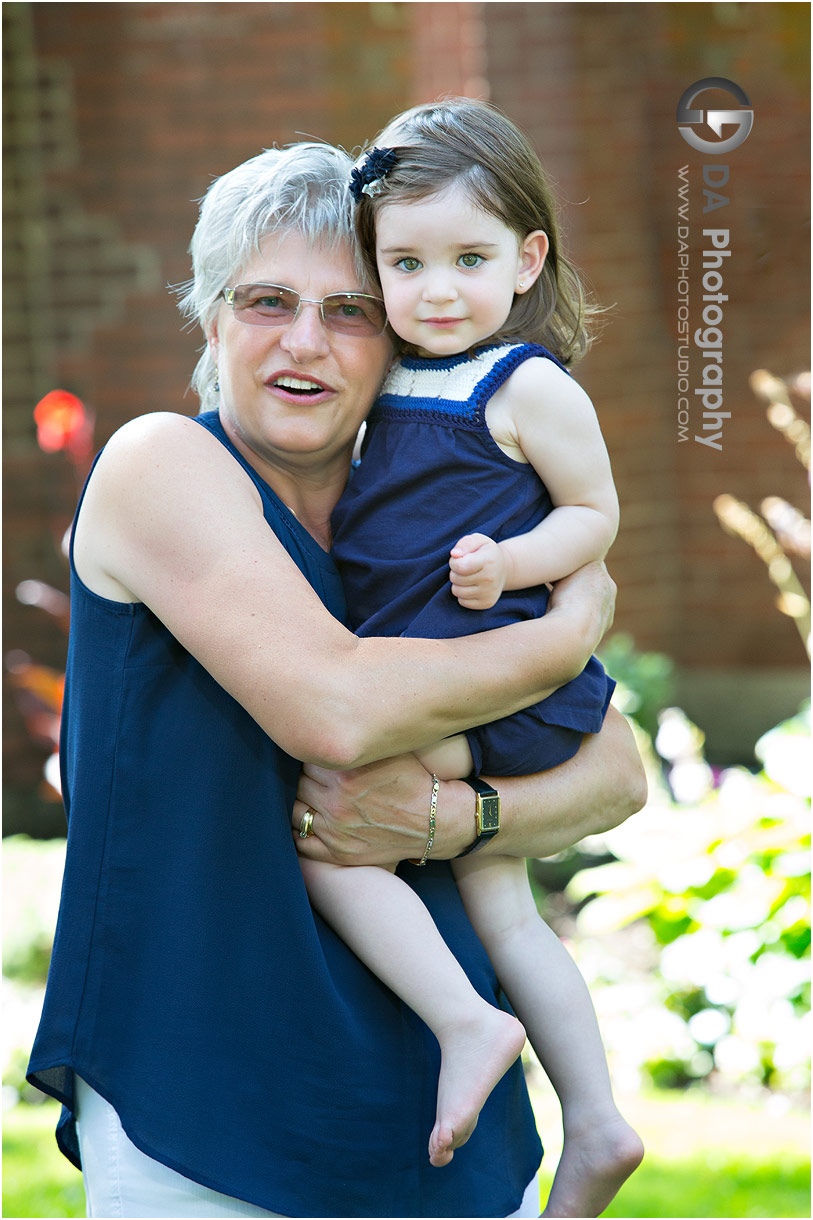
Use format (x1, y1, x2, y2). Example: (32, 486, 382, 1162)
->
(34, 389, 95, 463)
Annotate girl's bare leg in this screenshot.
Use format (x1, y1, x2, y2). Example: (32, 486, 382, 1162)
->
(416, 733, 473, 781)
(299, 855, 525, 1167)
(453, 853, 643, 1217)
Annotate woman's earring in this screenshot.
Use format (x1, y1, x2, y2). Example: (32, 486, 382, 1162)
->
(214, 367, 220, 392)
(518, 280, 526, 291)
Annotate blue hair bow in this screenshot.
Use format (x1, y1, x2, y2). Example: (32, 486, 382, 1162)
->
(349, 146, 398, 202)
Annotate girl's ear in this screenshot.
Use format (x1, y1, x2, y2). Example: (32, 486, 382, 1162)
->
(516, 230, 549, 293)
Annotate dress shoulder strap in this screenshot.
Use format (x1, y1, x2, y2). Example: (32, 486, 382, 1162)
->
(375, 342, 568, 429)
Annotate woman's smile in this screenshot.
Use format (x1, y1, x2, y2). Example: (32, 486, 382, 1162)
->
(265, 370, 336, 402)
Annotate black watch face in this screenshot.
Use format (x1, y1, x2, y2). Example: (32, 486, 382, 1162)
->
(479, 794, 500, 833)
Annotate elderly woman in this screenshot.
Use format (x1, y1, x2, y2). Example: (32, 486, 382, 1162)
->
(28, 143, 645, 1219)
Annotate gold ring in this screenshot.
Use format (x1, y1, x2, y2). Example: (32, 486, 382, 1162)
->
(298, 808, 315, 839)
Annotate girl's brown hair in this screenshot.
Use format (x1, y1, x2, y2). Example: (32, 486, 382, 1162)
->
(354, 98, 602, 366)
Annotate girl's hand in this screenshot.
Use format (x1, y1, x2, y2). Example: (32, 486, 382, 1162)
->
(449, 533, 509, 610)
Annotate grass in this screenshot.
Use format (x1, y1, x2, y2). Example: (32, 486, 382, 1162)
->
(2, 1086, 810, 1218)
(528, 1071, 811, 1218)
(2, 1100, 85, 1218)
(601, 1159, 811, 1219)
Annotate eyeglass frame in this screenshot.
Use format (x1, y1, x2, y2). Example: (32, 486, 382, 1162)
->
(221, 283, 388, 337)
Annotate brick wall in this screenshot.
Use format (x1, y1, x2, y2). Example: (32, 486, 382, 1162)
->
(3, 0, 419, 822)
(483, 2, 809, 668)
(3, 2, 809, 825)
(481, 1, 810, 753)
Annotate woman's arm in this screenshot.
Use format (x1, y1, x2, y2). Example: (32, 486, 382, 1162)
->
(78, 412, 615, 770)
(294, 707, 647, 865)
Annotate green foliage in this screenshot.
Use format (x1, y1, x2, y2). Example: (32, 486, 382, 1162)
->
(2, 1100, 86, 1218)
(2, 838, 67, 1108)
(567, 701, 811, 1098)
(3, 836, 66, 985)
(598, 632, 674, 740)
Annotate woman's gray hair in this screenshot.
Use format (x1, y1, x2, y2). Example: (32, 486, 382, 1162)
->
(177, 143, 364, 413)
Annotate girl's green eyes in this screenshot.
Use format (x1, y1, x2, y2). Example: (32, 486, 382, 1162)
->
(393, 253, 485, 271)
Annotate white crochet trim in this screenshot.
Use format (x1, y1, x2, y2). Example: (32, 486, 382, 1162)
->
(382, 344, 523, 404)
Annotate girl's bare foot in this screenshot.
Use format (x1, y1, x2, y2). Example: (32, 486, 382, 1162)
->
(541, 1111, 644, 1217)
(429, 1006, 526, 1168)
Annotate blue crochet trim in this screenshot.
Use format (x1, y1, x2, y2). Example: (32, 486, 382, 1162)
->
(372, 399, 478, 429)
(469, 343, 568, 424)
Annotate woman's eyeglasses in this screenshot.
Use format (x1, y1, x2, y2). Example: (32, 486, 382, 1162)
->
(222, 284, 387, 337)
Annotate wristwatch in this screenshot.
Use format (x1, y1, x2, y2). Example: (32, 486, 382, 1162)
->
(455, 776, 501, 856)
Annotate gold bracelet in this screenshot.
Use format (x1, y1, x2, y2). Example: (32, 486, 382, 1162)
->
(408, 774, 439, 867)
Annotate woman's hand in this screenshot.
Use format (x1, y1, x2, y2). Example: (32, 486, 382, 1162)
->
(547, 561, 616, 662)
(293, 706, 647, 867)
(293, 754, 469, 867)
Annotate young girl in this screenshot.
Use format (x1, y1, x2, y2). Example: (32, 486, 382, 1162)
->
(300, 98, 643, 1217)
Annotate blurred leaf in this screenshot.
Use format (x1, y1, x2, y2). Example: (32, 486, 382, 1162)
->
(780, 921, 811, 960)
(649, 909, 697, 945)
(687, 867, 738, 901)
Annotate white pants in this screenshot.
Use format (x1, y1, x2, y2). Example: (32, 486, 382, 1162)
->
(75, 1077, 540, 1218)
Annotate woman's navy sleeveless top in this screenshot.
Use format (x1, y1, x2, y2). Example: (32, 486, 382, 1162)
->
(27, 411, 542, 1218)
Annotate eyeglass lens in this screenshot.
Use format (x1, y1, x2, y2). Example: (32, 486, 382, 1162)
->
(230, 285, 385, 336)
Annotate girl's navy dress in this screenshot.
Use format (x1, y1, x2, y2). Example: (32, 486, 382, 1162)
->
(332, 343, 615, 776)
(27, 412, 542, 1218)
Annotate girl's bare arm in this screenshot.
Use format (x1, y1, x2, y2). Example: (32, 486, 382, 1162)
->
(479, 357, 620, 591)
